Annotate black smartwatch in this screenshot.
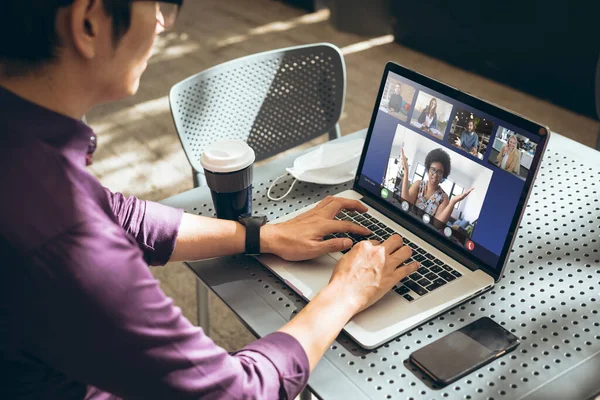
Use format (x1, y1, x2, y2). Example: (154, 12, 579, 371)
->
(238, 214, 268, 256)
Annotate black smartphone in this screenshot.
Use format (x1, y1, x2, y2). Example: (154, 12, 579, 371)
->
(409, 317, 520, 386)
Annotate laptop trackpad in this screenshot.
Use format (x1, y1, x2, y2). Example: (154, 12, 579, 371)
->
(278, 254, 337, 300)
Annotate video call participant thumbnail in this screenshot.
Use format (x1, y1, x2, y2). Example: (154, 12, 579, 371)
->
(417, 98, 438, 131)
(389, 84, 404, 112)
(410, 92, 453, 140)
(487, 128, 538, 181)
(379, 78, 416, 123)
(448, 109, 494, 159)
(456, 120, 478, 155)
(495, 134, 520, 174)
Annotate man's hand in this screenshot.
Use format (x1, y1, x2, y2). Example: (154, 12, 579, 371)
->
(261, 196, 371, 261)
(329, 235, 419, 313)
(277, 233, 418, 372)
(455, 138, 462, 147)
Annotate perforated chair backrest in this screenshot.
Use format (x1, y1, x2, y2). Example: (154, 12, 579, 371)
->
(169, 43, 346, 178)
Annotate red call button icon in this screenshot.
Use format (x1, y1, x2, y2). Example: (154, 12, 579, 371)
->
(466, 240, 475, 251)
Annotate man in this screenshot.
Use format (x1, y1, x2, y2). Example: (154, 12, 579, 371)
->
(455, 120, 479, 156)
(0, 1, 418, 399)
(388, 83, 403, 113)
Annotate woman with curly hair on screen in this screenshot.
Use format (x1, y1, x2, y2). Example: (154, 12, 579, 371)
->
(400, 148, 473, 223)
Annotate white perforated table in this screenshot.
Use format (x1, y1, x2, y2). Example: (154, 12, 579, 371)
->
(161, 130, 600, 400)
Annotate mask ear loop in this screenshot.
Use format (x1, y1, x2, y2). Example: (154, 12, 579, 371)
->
(267, 173, 298, 201)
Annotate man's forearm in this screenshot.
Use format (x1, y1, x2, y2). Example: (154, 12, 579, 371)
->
(278, 282, 359, 372)
(170, 213, 246, 261)
(170, 213, 280, 261)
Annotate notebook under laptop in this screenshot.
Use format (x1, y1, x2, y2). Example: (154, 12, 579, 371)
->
(258, 61, 550, 349)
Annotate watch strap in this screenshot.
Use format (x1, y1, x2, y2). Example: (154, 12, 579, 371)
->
(240, 216, 266, 255)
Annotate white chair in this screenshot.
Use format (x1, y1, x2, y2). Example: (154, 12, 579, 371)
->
(169, 43, 346, 333)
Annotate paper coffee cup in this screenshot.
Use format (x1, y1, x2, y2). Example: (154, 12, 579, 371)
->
(200, 140, 255, 220)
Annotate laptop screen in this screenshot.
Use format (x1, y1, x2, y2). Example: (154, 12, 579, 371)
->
(355, 64, 548, 277)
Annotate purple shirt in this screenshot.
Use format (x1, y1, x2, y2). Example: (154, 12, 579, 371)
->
(0, 87, 309, 399)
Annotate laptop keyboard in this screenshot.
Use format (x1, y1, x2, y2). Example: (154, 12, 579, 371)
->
(323, 210, 463, 302)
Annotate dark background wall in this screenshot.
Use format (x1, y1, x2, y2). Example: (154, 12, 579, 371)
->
(278, 0, 600, 120)
(391, 0, 599, 119)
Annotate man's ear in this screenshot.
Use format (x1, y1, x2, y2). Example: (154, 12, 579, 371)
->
(68, 0, 108, 60)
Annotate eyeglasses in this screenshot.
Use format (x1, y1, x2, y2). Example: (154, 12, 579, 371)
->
(428, 166, 444, 179)
(155, 1, 182, 30)
(134, 0, 183, 30)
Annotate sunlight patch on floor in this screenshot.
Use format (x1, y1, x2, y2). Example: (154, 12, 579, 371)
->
(214, 9, 330, 48)
(340, 34, 395, 56)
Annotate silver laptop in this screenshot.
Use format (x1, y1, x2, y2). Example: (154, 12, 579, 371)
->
(258, 62, 550, 349)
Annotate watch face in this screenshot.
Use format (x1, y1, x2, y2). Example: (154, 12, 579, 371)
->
(240, 214, 268, 225)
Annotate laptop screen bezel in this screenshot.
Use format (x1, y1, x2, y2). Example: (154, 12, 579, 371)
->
(352, 61, 550, 282)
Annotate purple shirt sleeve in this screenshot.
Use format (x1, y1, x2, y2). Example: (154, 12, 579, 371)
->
(22, 215, 309, 399)
(103, 188, 183, 266)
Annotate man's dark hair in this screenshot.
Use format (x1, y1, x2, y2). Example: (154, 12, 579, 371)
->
(425, 148, 451, 179)
(0, 0, 132, 77)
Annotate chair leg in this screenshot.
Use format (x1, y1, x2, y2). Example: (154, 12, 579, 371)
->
(193, 170, 207, 188)
(196, 278, 210, 334)
(192, 169, 210, 333)
(299, 388, 312, 400)
(328, 123, 342, 141)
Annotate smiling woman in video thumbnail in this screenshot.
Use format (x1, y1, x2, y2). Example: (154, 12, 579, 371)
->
(495, 134, 521, 174)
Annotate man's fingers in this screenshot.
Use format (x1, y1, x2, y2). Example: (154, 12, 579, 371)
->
(389, 243, 412, 262)
(321, 237, 380, 255)
(395, 261, 419, 278)
(314, 195, 336, 210)
(296, 197, 336, 219)
(313, 197, 370, 219)
(320, 237, 352, 254)
(321, 197, 368, 217)
(322, 220, 370, 236)
(380, 234, 405, 254)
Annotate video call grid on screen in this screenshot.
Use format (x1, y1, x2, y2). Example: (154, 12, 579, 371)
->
(358, 71, 543, 271)
(380, 72, 540, 148)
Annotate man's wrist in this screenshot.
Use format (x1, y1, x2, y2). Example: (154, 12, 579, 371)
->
(318, 280, 363, 318)
(259, 223, 277, 255)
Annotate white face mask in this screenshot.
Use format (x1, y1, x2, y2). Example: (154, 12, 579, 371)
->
(267, 138, 365, 201)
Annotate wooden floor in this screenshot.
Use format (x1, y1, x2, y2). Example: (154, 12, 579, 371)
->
(86, 0, 600, 351)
